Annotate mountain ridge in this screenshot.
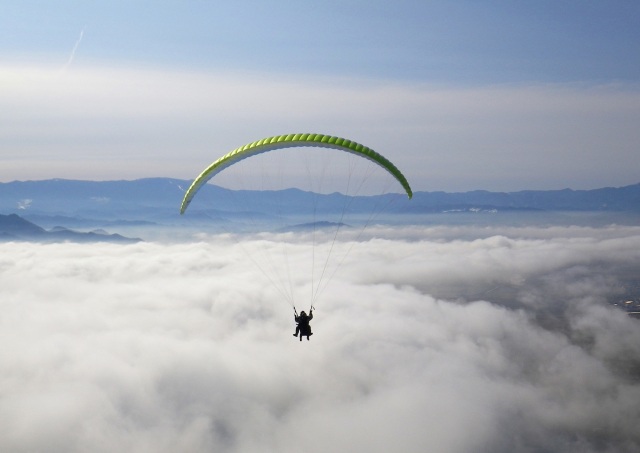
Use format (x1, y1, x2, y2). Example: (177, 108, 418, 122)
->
(1, 179, 638, 223)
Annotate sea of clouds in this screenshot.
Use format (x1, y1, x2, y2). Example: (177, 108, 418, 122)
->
(1, 224, 639, 453)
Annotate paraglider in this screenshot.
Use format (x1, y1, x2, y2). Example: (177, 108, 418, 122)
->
(180, 133, 412, 339)
(180, 133, 412, 215)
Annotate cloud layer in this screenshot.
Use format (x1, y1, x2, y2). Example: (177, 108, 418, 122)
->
(2, 64, 640, 191)
(1, 225, 640, 452)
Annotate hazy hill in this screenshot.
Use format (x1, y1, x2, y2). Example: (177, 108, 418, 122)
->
(0, 213, 141, 243)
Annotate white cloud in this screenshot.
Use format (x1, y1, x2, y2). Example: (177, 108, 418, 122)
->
(1, 225, 639, 452)
(1, 64, 639, 190)
(17, 199, 32, 210)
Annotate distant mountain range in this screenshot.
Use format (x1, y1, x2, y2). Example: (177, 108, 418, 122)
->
(0, 178, 638, 234)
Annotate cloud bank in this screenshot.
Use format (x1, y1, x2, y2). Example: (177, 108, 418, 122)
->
(1, 225, 640, 453)
(2, 64, 640, 191)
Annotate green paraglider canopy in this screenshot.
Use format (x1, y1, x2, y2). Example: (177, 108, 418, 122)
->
(180, 133, 412, 214)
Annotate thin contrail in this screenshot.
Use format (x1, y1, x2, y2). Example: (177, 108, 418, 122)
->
(65, 28, 85, 68)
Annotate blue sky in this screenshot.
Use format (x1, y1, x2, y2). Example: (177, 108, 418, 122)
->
(2, 0, 639, 191)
